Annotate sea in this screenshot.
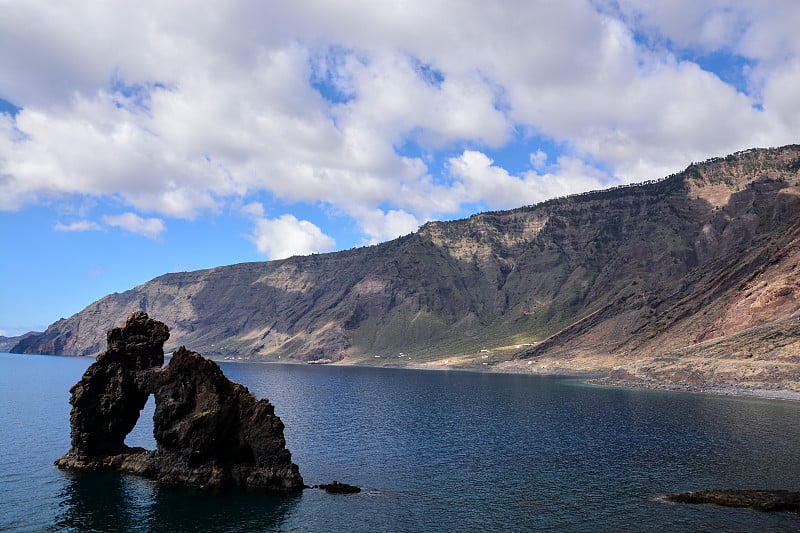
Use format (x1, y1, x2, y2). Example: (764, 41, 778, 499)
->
(1, 352, 799, 532)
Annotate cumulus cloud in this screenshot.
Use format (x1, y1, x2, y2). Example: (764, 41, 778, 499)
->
(329, 51, 511, 150)
(1, 1, 799, 249)
(54, 220, 103, 232)
(244, 204, 336, 260)
(448, 150, 611, 209)
(762, 59, 800, 132)
(530, 150, 548, 170)
(601, 1, 800, 62)
(102, 213, 166, 240)
(348, 206, 421, 244)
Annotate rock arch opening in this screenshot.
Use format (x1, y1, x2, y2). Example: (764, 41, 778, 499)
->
(125, 393, 156, 450)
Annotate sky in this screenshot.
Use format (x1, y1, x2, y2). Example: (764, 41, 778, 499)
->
(1, 1, 799, 337)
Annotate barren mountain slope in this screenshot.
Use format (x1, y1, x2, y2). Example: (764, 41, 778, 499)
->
(515, 147, 800, 387)
(14, 145, 800, 388)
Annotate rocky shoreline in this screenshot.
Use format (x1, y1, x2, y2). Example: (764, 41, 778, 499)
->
(213, 352, 800, 402)
(586, 377, 800, 401)
(51, 349, 800, 403)
(409, 366, 800, 403)
(392, 357, 800, 402)
(665, 489, 800, 513)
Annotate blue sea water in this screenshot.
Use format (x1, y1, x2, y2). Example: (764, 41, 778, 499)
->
(1, 352, 799, 532)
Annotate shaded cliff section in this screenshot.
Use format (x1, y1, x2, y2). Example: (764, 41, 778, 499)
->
(55, 312, 304, 492)
(14, 145, 800, 387)
(0, 331, 40, 352)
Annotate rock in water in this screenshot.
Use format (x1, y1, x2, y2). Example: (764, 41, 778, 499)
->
(666, 489, 800, 512)
(55, 312, 304, 492)
(146, 346, 302, 491)
(314, 480, 362, 494)
(64, 312, 169, 458)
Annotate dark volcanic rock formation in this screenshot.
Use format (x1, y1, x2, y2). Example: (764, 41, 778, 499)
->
(146, 346, 302, 490)
(55, 312, 304, 492)
(313, 481, 362, 494)
(64, 312, 169, 458)
(666, 489, 800, 513)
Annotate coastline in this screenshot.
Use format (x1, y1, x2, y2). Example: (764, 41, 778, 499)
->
(585, 377, 800, 402)
(6, 350, 799, 402)
(336, 355, 800, 402)
(342, 357, 800, 402)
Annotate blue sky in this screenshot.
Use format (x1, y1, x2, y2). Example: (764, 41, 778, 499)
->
(1, 1, 799, 337)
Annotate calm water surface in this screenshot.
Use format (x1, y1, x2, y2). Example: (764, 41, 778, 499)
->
(1, 352, 799, 532)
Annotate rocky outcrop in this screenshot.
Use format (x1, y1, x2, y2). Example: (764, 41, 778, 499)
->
(61, 312, 169, 458)
(666, 489, 800, 513)
(144, 346, 302, 491)
(313, 481, 362, 494)
(55, 312, 304, 493)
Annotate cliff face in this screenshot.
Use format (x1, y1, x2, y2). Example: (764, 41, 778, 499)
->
(517, 148, 800, 386)
(0, 332, 39, 352)
(14, 145, 800, 387)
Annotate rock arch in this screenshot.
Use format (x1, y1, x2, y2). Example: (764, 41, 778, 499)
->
(55, 312, 303, 493)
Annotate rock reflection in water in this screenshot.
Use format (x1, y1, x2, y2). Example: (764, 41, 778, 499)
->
(55, 471, 299, 532)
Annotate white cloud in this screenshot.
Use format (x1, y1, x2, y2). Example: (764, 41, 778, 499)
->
(448, 150, 611, 209)
(330, 51, 510, 150)
(102, 212, 165, 240)
(1, 1, 799, 245)
(245, 207, 336, 260)
(530, 150, 548, 170)
(762, 59, 800, 132)
(602, 1, 800, 63)
(241, 202, 265, 219)
(1, 90, 222, 218)
(54, 220, 103, 232)
(598, 1, 747, 51)
(348, 207, 421, 244)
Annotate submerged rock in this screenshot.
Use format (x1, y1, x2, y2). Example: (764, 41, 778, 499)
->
(313, 481, 361, 494)
(666, 489, 800, 513)
(55, 312, 304, 492)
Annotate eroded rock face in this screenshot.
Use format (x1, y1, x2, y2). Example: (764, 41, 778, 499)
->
(146, 346, 302, 491)
(55, 312, 303, 492)
(65, 311, 168, 458)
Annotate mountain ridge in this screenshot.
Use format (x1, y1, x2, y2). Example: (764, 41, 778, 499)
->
(14, 145, 800, 390)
